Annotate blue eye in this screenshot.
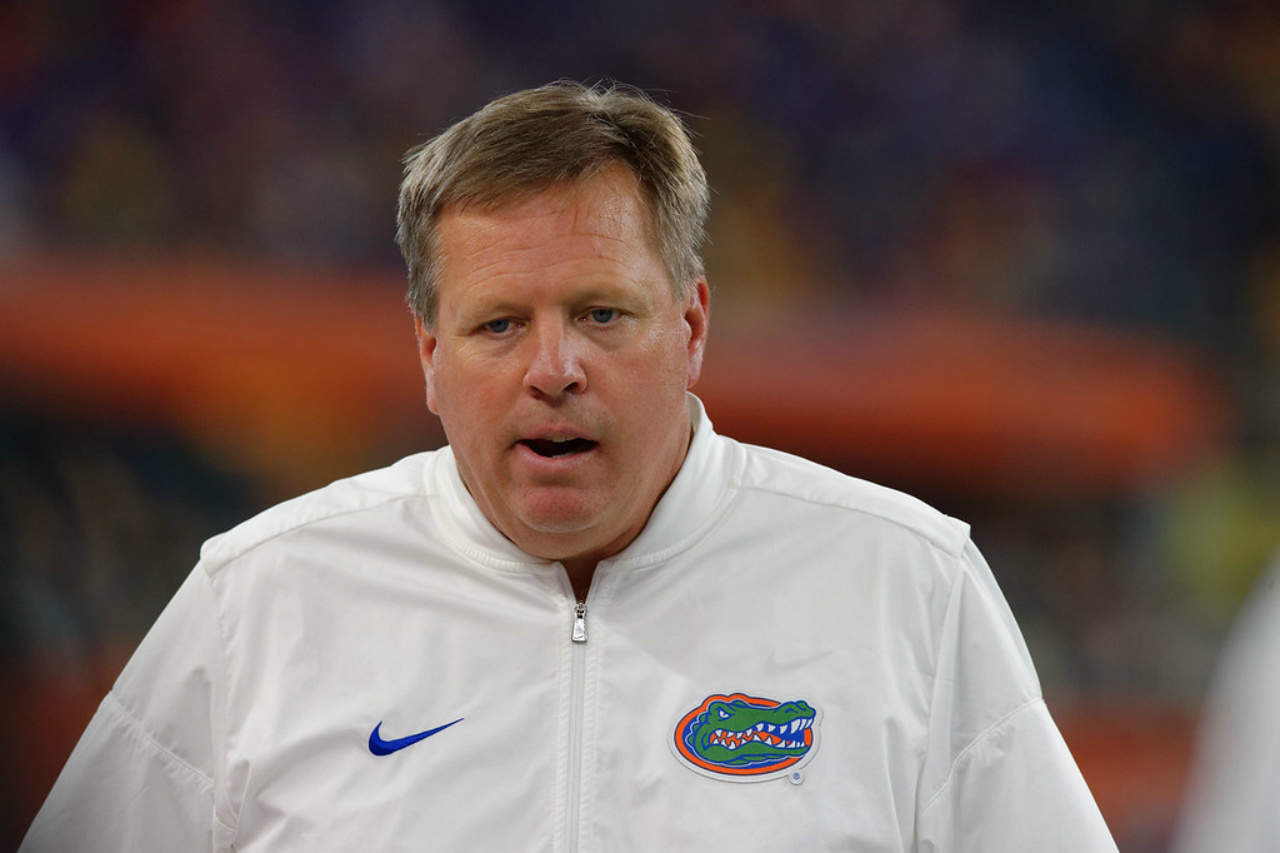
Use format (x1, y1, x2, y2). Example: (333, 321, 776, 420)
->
(587, 308, 616, 324)
(483, 318, 512, 334)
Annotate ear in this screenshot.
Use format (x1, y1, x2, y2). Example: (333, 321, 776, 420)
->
(413, 314, 441, 414)
(683, 278, 711, 388)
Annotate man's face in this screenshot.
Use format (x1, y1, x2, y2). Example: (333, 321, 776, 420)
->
(415, 165, 709, 570)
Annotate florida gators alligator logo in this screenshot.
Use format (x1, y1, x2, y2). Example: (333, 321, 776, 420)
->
(672, 693, 819, 781)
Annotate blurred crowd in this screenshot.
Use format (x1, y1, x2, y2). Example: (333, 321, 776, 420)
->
(4, 2, 1278, 335)
(3, 4, 1280, 843)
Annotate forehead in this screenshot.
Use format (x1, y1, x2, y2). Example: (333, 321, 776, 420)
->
(434, 166, 668, 305)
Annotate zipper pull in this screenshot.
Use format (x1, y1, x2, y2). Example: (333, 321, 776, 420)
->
(571, 600, 587, 643)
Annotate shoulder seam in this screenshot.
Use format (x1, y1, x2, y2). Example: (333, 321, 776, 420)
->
(101, 690, 215, 792)
(919, 697, 1045, 815)
(203, 492, 428, 570)
(735, 481, 965, 557)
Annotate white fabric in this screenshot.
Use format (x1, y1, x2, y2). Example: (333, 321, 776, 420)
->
(23, 396, 1115, 852)
(1173, 556, 1280, 853)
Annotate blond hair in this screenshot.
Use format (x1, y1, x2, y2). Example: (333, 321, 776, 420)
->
(396, 81, 708, 324)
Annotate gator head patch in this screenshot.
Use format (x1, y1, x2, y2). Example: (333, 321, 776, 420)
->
(672, 693, 819, 781)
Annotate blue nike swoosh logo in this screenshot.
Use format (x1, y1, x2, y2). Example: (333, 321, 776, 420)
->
(368, 718, 464, 756)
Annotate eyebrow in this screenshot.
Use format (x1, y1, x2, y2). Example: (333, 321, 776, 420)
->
(451, 298, 524, 328)
(455, 280, 656, 321)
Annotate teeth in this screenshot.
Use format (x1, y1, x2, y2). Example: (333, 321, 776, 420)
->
(705, 720, 814, 751)
(707, 723, 820, 751)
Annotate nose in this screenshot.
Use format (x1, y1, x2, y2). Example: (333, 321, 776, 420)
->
(523, 320, 586, 400)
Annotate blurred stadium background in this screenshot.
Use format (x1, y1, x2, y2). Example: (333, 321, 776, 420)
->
(2, 1, 1279, 849)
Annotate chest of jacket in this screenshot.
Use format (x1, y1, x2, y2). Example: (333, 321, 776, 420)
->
(219, 509, 941, 851)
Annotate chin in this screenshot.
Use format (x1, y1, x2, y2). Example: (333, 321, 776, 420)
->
(515, 495, 606, 536)
(519, 509, 596, 535)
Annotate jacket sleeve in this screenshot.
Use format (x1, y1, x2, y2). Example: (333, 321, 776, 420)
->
(914, 539, 1116, 853)
(20, 564, 235, 852)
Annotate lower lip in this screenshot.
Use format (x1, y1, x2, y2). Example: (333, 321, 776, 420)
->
(513, 442, 599, 474)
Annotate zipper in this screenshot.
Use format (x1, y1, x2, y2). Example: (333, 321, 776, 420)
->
(565, 597, 588, 851)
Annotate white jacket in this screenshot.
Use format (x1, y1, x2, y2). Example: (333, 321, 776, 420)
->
(23, 397, 1116, 851)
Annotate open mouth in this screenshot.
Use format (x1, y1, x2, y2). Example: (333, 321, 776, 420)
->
(520, 437, 597, 458)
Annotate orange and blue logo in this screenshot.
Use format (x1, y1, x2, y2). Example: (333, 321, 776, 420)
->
(672, 693, 819, 782)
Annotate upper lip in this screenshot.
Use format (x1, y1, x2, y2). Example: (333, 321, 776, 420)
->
(517, 426, 597, 444)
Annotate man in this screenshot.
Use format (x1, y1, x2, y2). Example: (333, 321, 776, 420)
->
(24, 82, 1116, 851)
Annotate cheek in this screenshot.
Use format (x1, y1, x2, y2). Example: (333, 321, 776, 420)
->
(629, 326, 690, 377)
(614, 356, 689, 432)
(426, 360, 467, 425)
(434, 363, 507, 436)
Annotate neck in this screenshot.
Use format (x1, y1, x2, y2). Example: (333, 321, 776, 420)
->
(562, 557, 595, 602)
